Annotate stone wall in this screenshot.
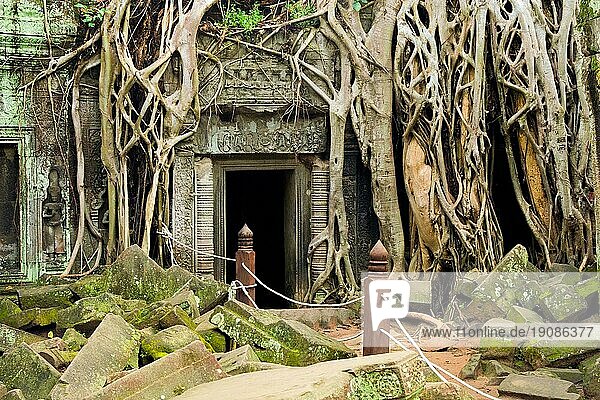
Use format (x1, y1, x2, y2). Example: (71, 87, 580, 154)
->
(0, 0, 79, 281)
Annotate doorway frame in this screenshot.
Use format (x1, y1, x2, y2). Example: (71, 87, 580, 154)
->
(0, 133, 32, 282)
(213, 157, 310, 301)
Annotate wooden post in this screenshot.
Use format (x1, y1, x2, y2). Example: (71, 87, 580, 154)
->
(235, 224, 256, 306)
(362, 240, 390, 356)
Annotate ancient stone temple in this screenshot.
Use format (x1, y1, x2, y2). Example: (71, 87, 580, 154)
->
(0, 0, 378, 305)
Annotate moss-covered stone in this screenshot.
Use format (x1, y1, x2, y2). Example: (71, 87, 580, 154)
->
(17, 284, 73, 310)
(0, 299, 20, 322)
(539, 284, 588, 322)
(197, 328, 227, 353)
(55, 293, 124, 333)
(68, 275, 108, 299)
(0, 343, 61, 400)
(61, 328, 87, 351)
(580, 353, 600, 398)
(523, 344, 595, 369)
(1, 307, 60, 329)
(141, 325, 208, 360)
(494, 245, 532, 272)
(419, 382, 476, 400)
(101, 245, 175, 303)
(0, 323, 44, 352)
(210, 300, 355, 366)
(458, 354, 481, 379)
(125, 301, 195, 330)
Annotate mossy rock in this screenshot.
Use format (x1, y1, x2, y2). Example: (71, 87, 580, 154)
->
(0, 307, 60, 330)
(69, 275, 108, 299)
(124, 301, 195, 330)
(61, 328, 87, 351)
(197, 328, 227, 353)
(210, 300, 355, 366)
(523, 344, 596, 369)
(55, 293, 125, 334)
(580, 353, 600, 398)
(141, 325, 212, 360)
(419, 382, 476, 400)
(17, 284, 74, 310)
(0, 299, 21, 321)
(101, 245, 175, 303)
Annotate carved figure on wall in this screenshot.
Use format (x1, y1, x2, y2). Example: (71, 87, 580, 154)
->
(42, 168, 65, 257)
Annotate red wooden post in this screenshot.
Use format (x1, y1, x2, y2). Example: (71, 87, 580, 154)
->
(362, 240, 390, 356)
(235, 224, 256, 306)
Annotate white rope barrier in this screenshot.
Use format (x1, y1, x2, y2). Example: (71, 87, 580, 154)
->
(157, 227, 362, 308)
(380, 323, 501, 400)
(241, 262, 363, 307)
(157, 229, 236, 262)
(336, 330, 363, 342)
(230, 280, 259, 309)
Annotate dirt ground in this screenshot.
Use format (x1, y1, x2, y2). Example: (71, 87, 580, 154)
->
(322, 324, 500, 400)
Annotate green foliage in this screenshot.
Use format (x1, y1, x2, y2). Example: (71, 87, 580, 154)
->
(352, 0, 369, 12)
(287, 0, 316, 27)
(222, 4, 264, 31)
(74, 0, 106, 28)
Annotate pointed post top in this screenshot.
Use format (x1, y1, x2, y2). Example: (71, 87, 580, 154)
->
(368, 240, 388, 272)
(238, 223, 253, 250)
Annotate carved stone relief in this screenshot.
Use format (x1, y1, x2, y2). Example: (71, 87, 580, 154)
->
(41, 168, 65, 259)
(195, 114, 327, 154)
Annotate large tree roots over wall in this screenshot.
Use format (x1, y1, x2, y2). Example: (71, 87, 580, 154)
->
(30, 0, 598, 301)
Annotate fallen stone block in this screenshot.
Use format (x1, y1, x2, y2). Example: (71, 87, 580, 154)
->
(506, 305, 544, 323)
(84, 340, 226, 400)
(498, 374, 580, 399)
(1, 307, 60, 329)
(101, 245, 175, 303)
(494, 244, 533, 272)
(0, 383, 6, 397)
(29, 338, 77, 370)
(575, 277, 599, 300)
(141, 325, 204, 360)
(523, 343, 595, 369)
(536, 367, 584, 383)
(458, 354, 481, 379)
(215, 344, 262, 375)
(50, 314, 140, 400)
(164, 267, 228, 315)
(163, 289, 200, 320)
(55, 293, 124, 334)
(125, 301, 194, 330)
(210, 300, 355, 366)
(17, 285, 73, 310)
(419, 382, 476, 400)
(1, 389, 25, 400)
(196, 326, 226, 353)
(177, 350, 425, 400)
(61, 328, 87, 351)
(539, 284, 588, 322)
(481, 359, 516, 385)
(0, 299, 20, 321)
(580, 353, 600, 399)
(69, 275, 108, 299)
(0, 324, 44, 353)
(265, 307, 356, 330)
(0, 343, 61, 400)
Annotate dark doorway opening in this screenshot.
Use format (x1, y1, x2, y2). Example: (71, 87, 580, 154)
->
(225, 170, 294, 308)
(0, 144, 20, 274)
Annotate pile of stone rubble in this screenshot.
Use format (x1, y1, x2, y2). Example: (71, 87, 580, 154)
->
(0, 245, 474, 400)
(443, 245, 600, 400)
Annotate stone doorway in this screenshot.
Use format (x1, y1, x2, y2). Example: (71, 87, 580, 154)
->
(213, 158, 311, 304)
(225, 170, 293, 308)
(0, 144, 20, 276)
